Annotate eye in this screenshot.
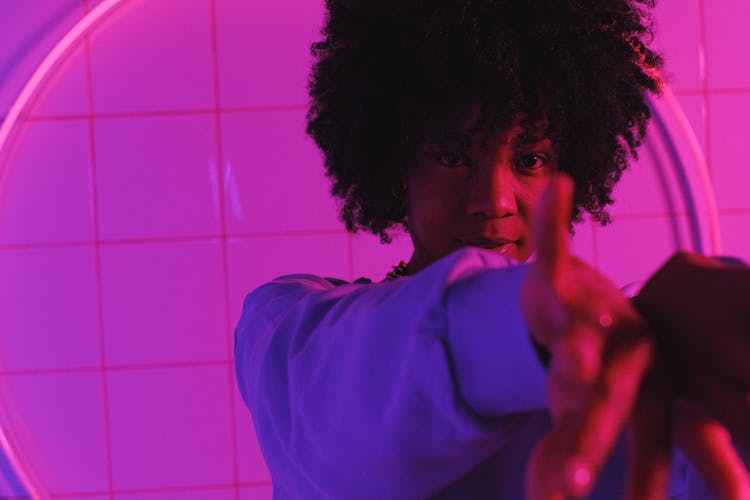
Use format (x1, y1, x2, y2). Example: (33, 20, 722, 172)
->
(437, 152, 470, 168)
(517, 153, 548, 171)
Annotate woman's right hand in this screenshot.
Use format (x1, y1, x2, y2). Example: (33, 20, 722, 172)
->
(522, 176, 750, 499)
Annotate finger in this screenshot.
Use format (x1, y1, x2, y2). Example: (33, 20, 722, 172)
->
(559, 330, 655, 498)
(551, 320, 606, 387)
(532, 174, 575, 283)
(527, 429, 567, 500)
(676, 405, 750, 500)
(625, 360, 672, 500)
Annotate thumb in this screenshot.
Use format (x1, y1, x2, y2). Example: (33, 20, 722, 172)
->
(532, 174, 575, 283)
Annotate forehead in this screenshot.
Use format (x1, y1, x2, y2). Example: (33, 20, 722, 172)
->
(424, 104, 550, 148)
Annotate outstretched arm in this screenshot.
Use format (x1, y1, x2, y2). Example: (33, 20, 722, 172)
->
(524, 175, 750, 499)
(235, 247, 550, 498)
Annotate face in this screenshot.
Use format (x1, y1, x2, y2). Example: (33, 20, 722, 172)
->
(405, 111, 557, 273)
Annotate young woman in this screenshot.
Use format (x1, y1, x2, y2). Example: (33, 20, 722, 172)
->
(235, 1, 750, 497)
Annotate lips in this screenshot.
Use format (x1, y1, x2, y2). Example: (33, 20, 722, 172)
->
(459, 237, 519, 249)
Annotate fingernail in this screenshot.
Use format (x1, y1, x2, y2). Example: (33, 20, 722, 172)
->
(564, 456, 592, 497)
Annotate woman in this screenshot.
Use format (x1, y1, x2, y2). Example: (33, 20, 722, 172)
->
(235, 0, 750, 497)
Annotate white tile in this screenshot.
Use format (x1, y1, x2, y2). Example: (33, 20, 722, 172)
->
(94, 114, 220, 240)
(0, 246, 101, 372)
(673, 93, 707, 156)
(609, 119, 691, 218)
(350, 230, 413, 283)
(653, 0, 703, 91)
(226, 232, 350, 327)
(233, 386, 271, 484)
(704, 0, 750, 89)
(595, 215, 694, 288)
(89, 0, 215, 113)
(100, 240, 227, 366)
(215, 0, 324, 107)
(221, 110, 342, 234)
(718, 212, 750, 262)
(0, 119, 94, 245)
(0, 371, 109, 495)
(708, 93, 750, 211)
(107, 365, 234, 490)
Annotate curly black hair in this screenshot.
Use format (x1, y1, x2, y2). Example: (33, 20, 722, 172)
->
(306, 0, 663, 243)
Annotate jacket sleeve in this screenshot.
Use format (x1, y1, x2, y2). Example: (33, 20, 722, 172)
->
(234, 247, 548, 498)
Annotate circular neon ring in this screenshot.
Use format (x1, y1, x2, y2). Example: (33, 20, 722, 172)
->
(0, 2, 131, 497)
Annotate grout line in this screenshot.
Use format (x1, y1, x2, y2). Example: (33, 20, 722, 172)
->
(208, 1, 241, 498)
(0, 359, 231, 378)
(609, 210, 697, 220)
(672, 87, 750, 96)
(82, 19, 116, 500)
(0, 228, 349, 251)
(24, 104, 307, 122)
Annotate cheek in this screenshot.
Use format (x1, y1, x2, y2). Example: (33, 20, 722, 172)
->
(407, 178, 464, 240)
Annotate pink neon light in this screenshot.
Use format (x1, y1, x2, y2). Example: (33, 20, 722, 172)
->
(0, 0, 130, 187)
(0, 2, 130, 497)
(660, 85, 723, 254)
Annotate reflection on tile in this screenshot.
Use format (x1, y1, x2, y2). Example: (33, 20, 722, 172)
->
(220, 111, 341, 234)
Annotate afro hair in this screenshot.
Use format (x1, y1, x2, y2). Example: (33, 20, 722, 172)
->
(306, 0, 663, 242)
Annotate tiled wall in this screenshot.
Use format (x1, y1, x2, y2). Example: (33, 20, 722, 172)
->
(0, 0, 747, 498)
(654, 0, 750, 261)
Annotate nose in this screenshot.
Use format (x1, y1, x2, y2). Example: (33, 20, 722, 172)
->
(466, 162, 519, 219)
